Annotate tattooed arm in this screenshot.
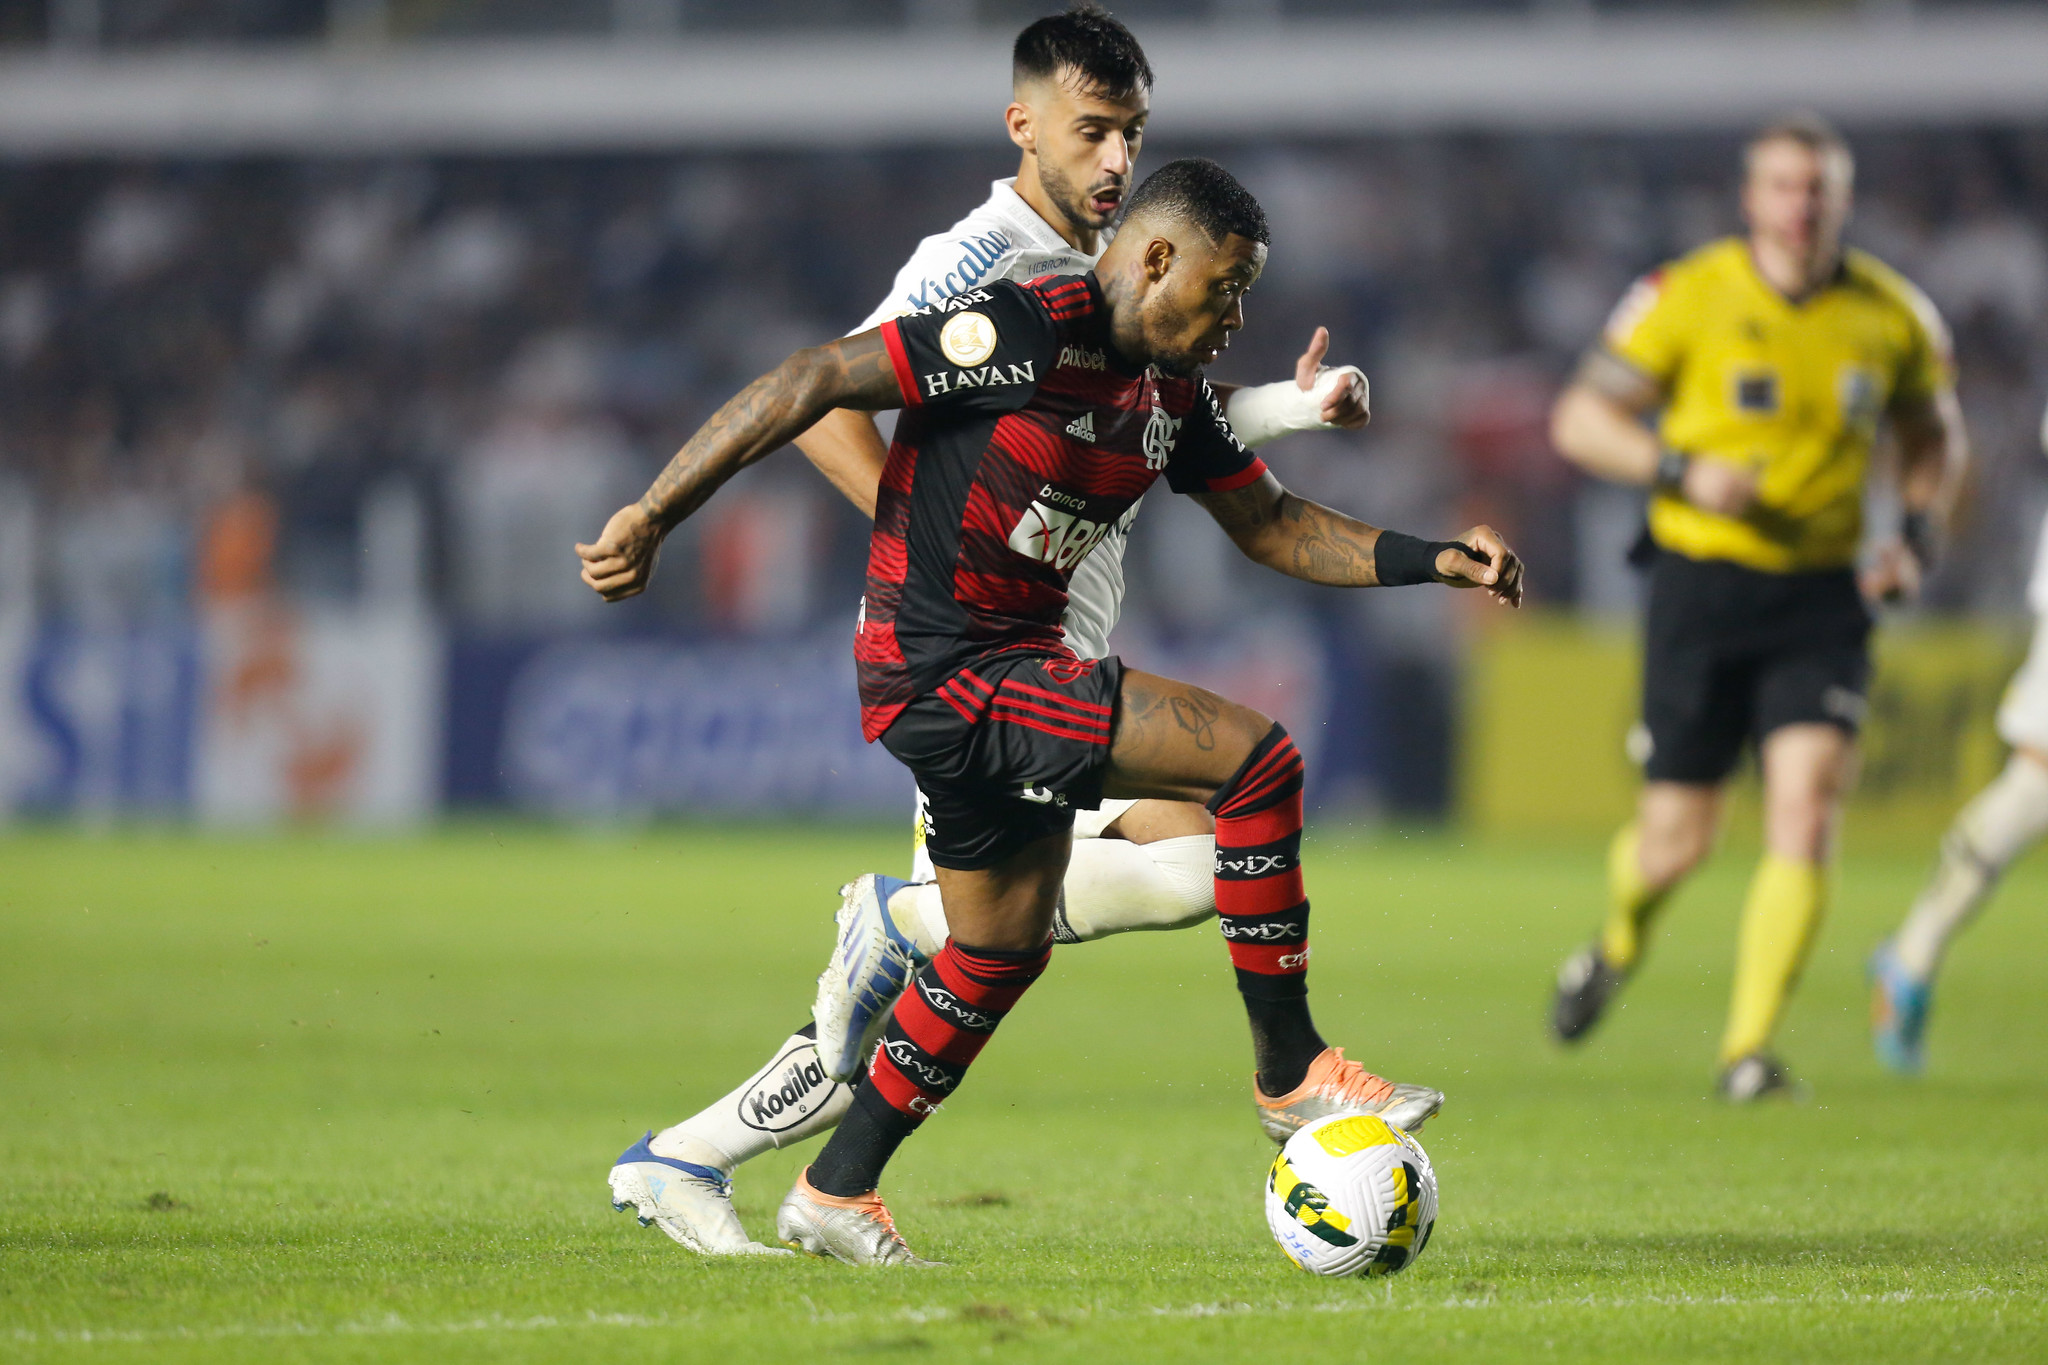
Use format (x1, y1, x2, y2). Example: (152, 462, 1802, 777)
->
(577, 330, 902, 602)
(1192, 470, 1524, 606)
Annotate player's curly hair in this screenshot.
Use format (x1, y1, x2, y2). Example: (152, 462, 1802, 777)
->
(1013, 4, 1153, 100)
(1121, 158, 1270, 248)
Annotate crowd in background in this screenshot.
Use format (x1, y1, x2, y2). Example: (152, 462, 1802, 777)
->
(3, 127, 2045, 641)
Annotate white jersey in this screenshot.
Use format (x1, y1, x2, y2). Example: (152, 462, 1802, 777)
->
(854, 178, 1131, 661)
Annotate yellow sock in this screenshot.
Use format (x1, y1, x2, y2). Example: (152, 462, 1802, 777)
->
(1599, 823, 1670, 972)
(1719, 853, 1827, 1066)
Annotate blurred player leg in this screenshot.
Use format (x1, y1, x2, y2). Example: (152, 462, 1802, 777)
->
(1873, 746, 2048, 1073)
(1717, 723, 1852, 1099)
(1554, 783, 1719, 1043)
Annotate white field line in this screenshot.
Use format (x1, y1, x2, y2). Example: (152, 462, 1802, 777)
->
(7, 1288, 2024, 1346)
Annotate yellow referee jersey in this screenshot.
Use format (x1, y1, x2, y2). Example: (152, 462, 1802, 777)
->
(1602, 237, 1952, 573)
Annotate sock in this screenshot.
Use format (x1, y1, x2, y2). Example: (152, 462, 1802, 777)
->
(1893, 755, 2048, 980)
(1208, 723, 1322, 1095)
(885, 882, 949, 960)
(1600, 822, 1673, 972)
(808, 939, 1051, 1197)
(1719, 854, 1826, 1066)
(649, 1023, 851, 1172)
(1052, 835, 1217, 942)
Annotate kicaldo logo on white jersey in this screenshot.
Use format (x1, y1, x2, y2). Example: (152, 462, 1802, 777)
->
(1008, 484, 1116, 572)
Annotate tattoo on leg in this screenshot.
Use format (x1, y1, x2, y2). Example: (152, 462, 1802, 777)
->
(1170, 693, 1220, 751)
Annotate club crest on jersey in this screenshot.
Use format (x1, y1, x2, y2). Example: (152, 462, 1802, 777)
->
(1143, 403, 1182, 469)
(1009, 488, 1115, 572)
(940, 310, 999, 366)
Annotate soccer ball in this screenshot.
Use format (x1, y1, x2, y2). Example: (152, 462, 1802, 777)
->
(1264, 1113, 1437, 1277)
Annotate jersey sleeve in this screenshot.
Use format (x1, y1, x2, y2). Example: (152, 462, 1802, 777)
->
(851, 230, 1030, 334)
(876, 280, 1056, 414)
(1164, 380, 1270, 494)
(1598, 267, 1688, 389)
(1890, 275, 1956, 408)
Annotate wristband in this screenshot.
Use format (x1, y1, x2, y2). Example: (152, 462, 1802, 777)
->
(1374, 531, 1482, 587)
(1653, 447, 1690, 492)
(1902, 510, 1936, 565)
(1223, 367, 1368, 448)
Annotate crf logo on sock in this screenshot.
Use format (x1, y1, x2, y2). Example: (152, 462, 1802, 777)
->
(1218, 851, 1299, 877)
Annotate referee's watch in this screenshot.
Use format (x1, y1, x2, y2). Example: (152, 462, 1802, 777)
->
(1652, 447, 1691, 494)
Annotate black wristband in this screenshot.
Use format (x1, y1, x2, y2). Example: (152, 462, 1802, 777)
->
(1375, 531, 1481, 587)
(1653, 447, 1690, 492)
(1902, 510, 1935, 566)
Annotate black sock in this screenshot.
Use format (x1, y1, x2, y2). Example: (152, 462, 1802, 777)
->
(1237, 969, 1326, 1096)
(806, 1083, 917, 1197)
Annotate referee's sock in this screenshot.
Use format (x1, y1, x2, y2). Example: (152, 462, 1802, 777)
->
(1719, 853, 1827, 1065)
(1599, 822, 1673, 973)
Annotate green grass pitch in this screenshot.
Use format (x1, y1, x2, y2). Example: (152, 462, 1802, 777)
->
(3, 824, 2045, 1363)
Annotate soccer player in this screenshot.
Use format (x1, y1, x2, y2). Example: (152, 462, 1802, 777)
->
(1869, 398, 2048, 1074)
(603, 7, 1383, 1257)
(1545, 114, 1967, 1100)
(579, 157, 1523, 1263)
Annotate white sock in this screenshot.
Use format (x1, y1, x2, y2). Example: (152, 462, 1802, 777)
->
(1055, 835, 1216, 941)
(1893, 755, 2048, 980)
(885, 836, 1217, 950)
(888, 883, 950, 958)
(648, 1029, 852, 1173)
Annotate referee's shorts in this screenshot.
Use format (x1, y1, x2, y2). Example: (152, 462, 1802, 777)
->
(1639, 551, 1873, 785)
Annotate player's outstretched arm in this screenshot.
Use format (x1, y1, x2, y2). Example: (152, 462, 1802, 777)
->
(1192, 470, 1523, 606)
(577, 331, 902, 602)
(1213, 327, 1370, 447)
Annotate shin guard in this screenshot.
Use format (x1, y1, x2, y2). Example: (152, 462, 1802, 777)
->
(1208, 722, 1310, 1000)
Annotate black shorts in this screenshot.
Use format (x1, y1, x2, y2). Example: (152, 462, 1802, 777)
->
(880, 652, 1124, 870)
(1641, 552, 1872, 784)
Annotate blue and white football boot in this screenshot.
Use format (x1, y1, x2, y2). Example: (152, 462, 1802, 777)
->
(813, 874, 925, 1083)
(608, 1133, 791, 1256)
(1869, 941, 1933, 1076)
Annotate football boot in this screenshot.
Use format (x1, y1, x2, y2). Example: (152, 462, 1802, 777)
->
(1254, 1046, 1444, 1144)
(608, 1132, 791, 1256)
(776, 1169, 941, 1267)
(1868, 941, 1932, 1076)
(1718, 1052, 1802, 1103)
(814, 873, 924, 1082)
(1550, 943, 1628, 1044)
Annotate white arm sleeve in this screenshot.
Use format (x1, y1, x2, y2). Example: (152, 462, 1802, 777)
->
(1223, 367, 1369, 448)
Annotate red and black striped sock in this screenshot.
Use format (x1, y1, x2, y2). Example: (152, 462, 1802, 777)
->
(1208, 722, 1325, 1094)
(806, 938, 1050, 1197)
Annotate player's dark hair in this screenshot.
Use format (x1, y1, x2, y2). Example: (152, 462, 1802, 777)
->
(1746, 110, 1855, 177)
(1121, 157, 1270, 247)
(1013, 4, 1153, 101)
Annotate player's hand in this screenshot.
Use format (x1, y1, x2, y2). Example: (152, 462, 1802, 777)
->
(1679, 458, 1758, 516)
(1293, 326, 1370, 429)
(1859, 540, 1923, 606)
(1436, 524, 1525, 608)
(577, 503, 666, 602)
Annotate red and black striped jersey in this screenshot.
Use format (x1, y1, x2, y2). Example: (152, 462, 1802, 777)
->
(855, 272, 1267, 741)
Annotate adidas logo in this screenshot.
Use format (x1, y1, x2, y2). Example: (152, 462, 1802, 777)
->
(1065, 411, 1096, 442)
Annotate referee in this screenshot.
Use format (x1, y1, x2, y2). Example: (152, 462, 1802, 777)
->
(1545, 115, 1967, 1101)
